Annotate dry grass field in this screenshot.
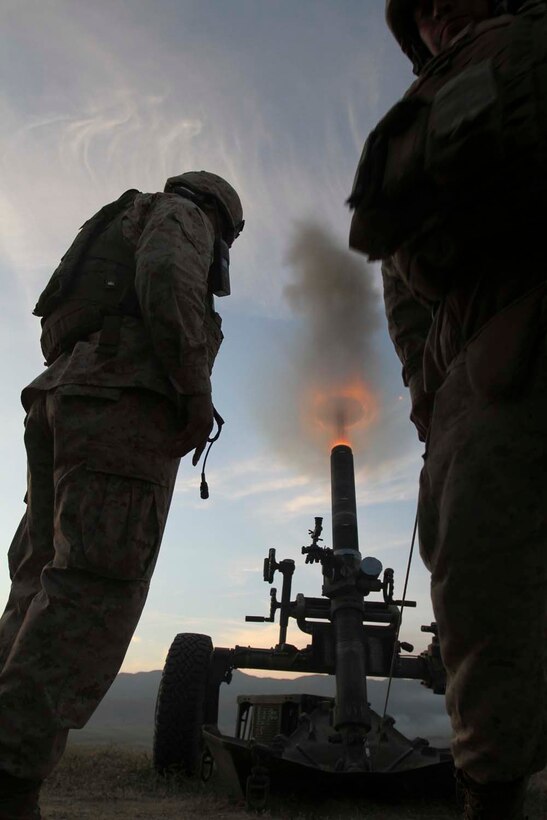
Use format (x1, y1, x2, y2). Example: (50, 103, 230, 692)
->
(40, 746, 547, 819)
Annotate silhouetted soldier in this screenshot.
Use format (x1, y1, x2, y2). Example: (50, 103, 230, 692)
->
(349, 1, 547, 818)
(0, 171, 244, 819)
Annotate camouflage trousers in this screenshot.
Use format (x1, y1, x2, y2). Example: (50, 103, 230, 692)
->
(0, 385, 180, 780)
(419, 334, 547, 784)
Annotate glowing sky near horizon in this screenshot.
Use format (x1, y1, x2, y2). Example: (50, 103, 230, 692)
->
(0, 0, 433, 675)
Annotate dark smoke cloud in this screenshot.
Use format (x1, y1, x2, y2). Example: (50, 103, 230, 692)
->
(284, 222, 381, 386)
(255, 221, 414, 479)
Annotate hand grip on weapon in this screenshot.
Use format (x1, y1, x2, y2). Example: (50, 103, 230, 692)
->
(170, 393, 214, 462)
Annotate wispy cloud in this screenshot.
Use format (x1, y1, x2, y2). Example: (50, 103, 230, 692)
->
(175, 455, 310, 499)
(358, 450, 422, 506)
(173, 441, 420, 527)
(1, 1, 387, 317)
(283, 488, 331, 516)
(273, 455, 419, 518)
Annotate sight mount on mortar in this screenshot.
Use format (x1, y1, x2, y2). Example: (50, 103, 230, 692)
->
(153, 444, 451, 809)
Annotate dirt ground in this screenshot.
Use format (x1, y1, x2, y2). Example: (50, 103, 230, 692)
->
(40, 747, 547, 820)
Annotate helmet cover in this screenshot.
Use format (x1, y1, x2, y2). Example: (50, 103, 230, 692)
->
(164, 171, 244, 244)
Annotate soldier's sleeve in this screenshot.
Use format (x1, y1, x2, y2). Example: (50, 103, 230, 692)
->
(381, 256, 432, 397)
(133, 194, 215, 396)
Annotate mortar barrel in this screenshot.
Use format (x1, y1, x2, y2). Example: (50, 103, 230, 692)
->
(330, 444, 359, 554)
(330, 444, 370, 737)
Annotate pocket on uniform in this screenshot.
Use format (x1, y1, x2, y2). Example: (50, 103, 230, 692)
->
(76, 467, 166, 582)
(55, 445, 172, 581)
(83, 443, 172, 580)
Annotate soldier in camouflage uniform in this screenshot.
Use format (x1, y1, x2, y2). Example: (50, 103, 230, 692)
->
(349, 1, 547, 818)
(0, 171, 244, 819)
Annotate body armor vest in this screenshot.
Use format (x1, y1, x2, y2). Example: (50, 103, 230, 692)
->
(349, 1, 547, 298)
(35, 190, 142, 364)
(35, 190, 224, 372)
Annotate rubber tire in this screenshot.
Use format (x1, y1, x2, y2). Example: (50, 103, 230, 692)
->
(153, 632, 213, 775)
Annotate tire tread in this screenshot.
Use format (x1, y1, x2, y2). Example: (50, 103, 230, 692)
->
(153, 632, 213, 774)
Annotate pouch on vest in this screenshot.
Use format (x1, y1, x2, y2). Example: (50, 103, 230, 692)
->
(426, 60, 503, 185)
(349, 6, 547, 264)
(348, 97, 431, 260)
(34, 189, 140, 365)
(34, 189, 139, 319)
(349, 63, 503, 261)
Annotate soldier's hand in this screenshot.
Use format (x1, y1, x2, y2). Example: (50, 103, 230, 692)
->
(171, 394, 214, 463)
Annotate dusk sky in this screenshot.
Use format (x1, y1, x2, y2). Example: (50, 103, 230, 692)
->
(0, 1, 434, 677)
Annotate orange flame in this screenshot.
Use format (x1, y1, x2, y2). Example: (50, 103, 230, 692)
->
(304, 378, 379, 449)
(332, 435, 351, 447)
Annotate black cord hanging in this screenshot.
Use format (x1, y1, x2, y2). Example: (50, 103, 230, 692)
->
(199, 408, 225, 500)
(377, 508, 419, 739)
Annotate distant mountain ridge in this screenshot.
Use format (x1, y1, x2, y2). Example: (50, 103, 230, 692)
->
(70, 669, 451, 749)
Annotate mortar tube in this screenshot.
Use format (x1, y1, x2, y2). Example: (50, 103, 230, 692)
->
(330, 444, 370, 738)
(331, 444, 359, 555)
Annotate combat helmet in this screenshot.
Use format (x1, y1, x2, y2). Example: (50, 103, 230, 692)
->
(164, 171, 244, 246)
(385, 0, 526, 75)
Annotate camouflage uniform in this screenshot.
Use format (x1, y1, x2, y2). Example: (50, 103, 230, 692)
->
(383, 261, 547, 784)
(0, 192, 219, 780)
(351, 2, 547, 788)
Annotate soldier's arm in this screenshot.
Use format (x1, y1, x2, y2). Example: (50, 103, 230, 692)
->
(128, 194, 216, 458)
(382, 256, 433, 441)
(132, 194, 215, 398)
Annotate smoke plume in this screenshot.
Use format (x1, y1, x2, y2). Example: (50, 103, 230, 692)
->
(256, 221, 411, 479)
(284, 222, 380, 388)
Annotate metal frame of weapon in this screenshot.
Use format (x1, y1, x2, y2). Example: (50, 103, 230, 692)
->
(155, 444, 450, 808)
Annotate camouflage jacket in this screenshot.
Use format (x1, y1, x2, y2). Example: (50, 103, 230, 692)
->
(364, 5, 547, 403)
(22, 193, 220, 413)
